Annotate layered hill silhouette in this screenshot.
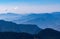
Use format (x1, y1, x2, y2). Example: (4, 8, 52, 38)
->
(0, 12, 60, 31)
(0, 28, 59, 39)
(0, 20, 41, 34)
(36, 28, 60, 39)
(0, 20, 60, 39)
(0, 32, 34, 39)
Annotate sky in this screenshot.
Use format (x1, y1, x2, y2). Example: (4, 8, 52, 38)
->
(0, 0, 60, 14)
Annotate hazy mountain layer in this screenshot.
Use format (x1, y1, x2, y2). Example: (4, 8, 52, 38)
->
(0, 12, 60, 31)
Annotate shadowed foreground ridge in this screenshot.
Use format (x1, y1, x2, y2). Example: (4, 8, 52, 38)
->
(0, 20, 41, 34)
(36, 28, 60, 39)
(0, 20, 39, 39)
(0, 20, 60, 39)
(0, 32, 33, 39)
(0, 28, 60, 39)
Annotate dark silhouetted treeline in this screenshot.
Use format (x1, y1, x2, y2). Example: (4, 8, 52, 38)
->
(0, 32, 34, 39)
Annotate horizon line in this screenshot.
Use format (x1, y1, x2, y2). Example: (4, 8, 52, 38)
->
(0, 12, 60, 14)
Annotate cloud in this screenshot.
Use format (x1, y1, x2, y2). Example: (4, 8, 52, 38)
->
(0, 4, 60, 14)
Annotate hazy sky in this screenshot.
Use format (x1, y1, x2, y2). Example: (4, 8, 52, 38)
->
(0, 0, 60, 14)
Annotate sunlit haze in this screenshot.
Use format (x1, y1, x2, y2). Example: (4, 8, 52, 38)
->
(0, 0, 60, 14)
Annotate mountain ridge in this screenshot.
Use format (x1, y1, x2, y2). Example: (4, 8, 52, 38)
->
(0, 20, 41, 34)
(0, 12, 60, 31)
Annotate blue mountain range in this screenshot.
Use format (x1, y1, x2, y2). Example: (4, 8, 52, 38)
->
(0, 12, 60, 31)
